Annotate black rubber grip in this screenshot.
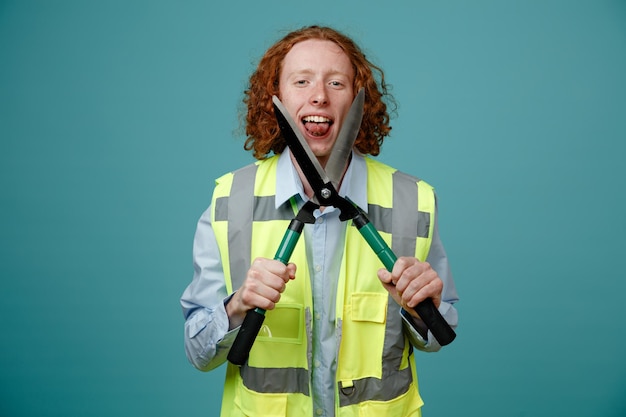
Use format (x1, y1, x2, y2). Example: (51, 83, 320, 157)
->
(227, 308, 265, 365)
(414, 298, 456, 346)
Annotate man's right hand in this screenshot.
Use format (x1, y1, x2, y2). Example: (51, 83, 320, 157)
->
(225, 257, 296, 329)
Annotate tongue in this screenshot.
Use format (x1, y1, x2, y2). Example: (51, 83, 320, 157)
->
(305, 122, 330, 136)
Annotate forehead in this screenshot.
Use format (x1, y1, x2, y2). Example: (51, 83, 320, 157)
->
(281, 39, 354, 77)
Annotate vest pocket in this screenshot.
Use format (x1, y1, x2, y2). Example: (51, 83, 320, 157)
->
(235, 383, 287, 417)
(337, 292, 388, 381)
(351, 292, 387, 323)
(256, 303, 303, 343)
(356, 384, 423, 417)
(249, 303, 307, 370)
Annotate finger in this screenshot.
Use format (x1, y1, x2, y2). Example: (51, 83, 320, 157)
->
(393, 262, 427, 293)
(250, 258, 294, 287)
(403, 277, 443, 309)
(239, 273, 280, 307)
(244, 281, 282, 310)
(266, 260, 296, 283)
(389, 257, 414, 285)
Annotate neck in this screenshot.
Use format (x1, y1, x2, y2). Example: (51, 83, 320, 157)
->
(289, 152, 351, 201)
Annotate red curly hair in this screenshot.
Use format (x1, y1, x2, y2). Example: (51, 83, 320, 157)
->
(243, 25, 395, 160)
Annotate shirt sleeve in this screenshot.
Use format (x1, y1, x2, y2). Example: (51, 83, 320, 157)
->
(401, 198, 459, 352)
(180, 206, 239, 371)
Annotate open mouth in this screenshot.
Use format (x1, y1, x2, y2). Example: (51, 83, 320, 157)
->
(302, 115, 333, 137)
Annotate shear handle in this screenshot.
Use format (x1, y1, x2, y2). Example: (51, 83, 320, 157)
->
(352, 211, 456, 346)
(227, 202, 317, 365)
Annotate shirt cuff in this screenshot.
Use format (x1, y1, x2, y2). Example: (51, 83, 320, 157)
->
(401, 308, 429, 345)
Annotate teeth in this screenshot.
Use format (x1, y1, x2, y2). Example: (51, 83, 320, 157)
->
(303, 115, 331, 123)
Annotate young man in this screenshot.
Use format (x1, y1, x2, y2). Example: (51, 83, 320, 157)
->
(181, 25, 459, 417)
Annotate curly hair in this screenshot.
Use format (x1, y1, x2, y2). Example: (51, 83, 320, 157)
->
(243, 25, 395, 160)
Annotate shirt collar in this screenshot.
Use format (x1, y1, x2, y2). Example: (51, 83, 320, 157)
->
(275, 148, 368, 213)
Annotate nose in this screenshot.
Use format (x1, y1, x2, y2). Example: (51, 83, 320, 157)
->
(309, 85, 328, 106)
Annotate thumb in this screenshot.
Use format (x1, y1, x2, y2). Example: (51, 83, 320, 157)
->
(286, 263, 297, 280)
(377, 268, 393, 285)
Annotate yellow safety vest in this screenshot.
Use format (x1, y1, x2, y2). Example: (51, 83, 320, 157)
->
(211, 155, 436, 417)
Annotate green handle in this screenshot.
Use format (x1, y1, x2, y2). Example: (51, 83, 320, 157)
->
(228, 218, 305, 365)
(274, 226, 302, 265)
(255, 219, 306, 313)
(354, 212, 456, 346)
(358, 221, 397, 271)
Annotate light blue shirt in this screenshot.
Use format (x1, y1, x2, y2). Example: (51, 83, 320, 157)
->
(180, 150, 459, 416)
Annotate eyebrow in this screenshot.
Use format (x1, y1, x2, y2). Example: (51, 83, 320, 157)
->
(288, 69, 352, 79)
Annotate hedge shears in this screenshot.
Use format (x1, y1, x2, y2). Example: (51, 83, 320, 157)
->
(227, 89, 455, 365)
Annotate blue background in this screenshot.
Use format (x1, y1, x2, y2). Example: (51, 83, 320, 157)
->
(1, 1, 625, 416)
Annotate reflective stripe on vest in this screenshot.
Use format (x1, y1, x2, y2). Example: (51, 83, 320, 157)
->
(214, 162, 297, 291)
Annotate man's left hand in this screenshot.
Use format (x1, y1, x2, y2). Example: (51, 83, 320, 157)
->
(377, 256, 443, 320)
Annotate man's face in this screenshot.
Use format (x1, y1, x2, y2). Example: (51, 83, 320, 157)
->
(278, 39, 355, 168)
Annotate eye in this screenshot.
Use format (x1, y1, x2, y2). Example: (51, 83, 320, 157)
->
(295, 79, 308, 86)
(329, 80, 347, 89)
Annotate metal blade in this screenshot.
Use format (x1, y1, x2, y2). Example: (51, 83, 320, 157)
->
(272, 96, 330, 196)
(325, 88, 365, 190)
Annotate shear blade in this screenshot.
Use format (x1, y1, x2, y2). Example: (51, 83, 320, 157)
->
(272, 88, 365, 200)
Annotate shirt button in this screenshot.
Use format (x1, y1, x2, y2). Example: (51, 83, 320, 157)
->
(316, 409, 323, 416)
(315, 313, 321, 320)
(316, 217, 324, 224)
(314, 360, 321, 368)
(315, 265, 322, 273)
